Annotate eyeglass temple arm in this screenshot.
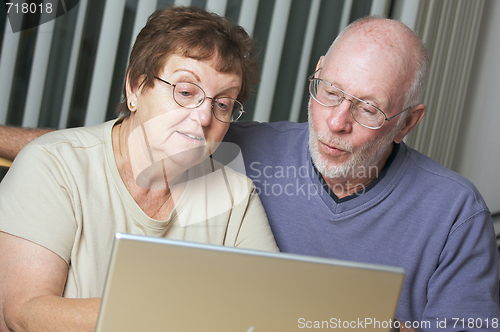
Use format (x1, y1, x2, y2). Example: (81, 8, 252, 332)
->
(308, 68, 322, 81)
(154, 76, 174, 87)
(385, 105, 413, 122)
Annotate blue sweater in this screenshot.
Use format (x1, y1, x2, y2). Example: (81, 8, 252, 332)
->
(224, 121, 500, 331)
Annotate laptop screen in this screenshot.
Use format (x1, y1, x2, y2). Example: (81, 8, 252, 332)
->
(95, 233, 405, 332)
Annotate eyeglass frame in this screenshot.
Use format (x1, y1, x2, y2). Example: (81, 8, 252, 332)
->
(308, 69, 411, 130)
(154, 76, 246, 123)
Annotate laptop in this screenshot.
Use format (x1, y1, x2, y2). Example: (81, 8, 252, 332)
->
(95, 233, 405, 332)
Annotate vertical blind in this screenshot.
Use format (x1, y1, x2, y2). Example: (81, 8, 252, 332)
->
(0, 0, 484, 169)
(0, 0, 388, 129)
(403, 0, 484, 169)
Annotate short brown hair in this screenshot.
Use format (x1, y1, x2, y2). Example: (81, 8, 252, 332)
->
(117, 5, 260, 116)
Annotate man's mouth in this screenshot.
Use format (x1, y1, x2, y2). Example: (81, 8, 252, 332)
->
(319, 140, 345, 153)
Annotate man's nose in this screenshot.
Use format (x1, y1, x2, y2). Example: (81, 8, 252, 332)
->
(326, 98, 353, 133)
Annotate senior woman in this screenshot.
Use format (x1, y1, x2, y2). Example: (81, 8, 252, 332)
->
(0, 6, 277, 331)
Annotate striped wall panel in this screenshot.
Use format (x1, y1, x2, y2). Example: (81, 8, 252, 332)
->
(0, 0, 484, 169)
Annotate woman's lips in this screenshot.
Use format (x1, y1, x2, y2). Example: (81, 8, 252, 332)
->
(177, 131, 205, 142)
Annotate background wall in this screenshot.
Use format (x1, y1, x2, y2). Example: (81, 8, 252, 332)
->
(0, 0, 498, 215)
(452, 0, 500, 215)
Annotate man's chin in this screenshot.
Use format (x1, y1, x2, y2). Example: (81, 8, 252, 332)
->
(312, 154, 356, 179)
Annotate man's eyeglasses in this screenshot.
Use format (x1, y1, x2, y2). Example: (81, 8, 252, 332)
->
(155, 76, 245, 123)
(308, 72, 410, 130)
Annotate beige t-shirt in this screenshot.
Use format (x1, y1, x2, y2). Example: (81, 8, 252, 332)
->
(0, 120, 278, 299)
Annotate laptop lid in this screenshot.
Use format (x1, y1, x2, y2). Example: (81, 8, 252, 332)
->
(95, 233, 405, 332)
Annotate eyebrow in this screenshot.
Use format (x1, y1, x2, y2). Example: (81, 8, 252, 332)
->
(325, 79, 385, 108)
(172, 69, 201, 83)
(170, 68, 241, 99)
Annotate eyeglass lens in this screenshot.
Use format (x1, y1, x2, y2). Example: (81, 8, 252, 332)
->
(310, 79, 385, 129)
(173, 82, 243, 123)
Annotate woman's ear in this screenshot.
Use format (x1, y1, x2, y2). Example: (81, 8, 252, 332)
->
(125, 74, 145, 112)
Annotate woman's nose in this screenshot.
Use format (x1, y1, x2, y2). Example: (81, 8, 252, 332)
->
(190, 98, 213, 126)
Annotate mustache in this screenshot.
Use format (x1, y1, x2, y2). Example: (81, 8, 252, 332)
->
(315, 132, 354, 153)
(308, 99, 354, 154)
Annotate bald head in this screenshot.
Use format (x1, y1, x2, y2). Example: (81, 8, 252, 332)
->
(325, 17, 428, 108)
(307, 17, 428, 188)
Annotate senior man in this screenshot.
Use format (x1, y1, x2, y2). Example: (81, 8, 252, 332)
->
(224, 16, 500, 330)
(0, 16, 498, 331)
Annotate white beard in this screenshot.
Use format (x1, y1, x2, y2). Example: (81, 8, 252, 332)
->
(308, 102, 402, 180)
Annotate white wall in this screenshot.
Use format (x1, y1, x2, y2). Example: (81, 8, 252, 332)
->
(452, 0, 500, 214)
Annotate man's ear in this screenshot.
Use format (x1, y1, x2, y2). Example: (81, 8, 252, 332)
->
(393, 104, 426, 143)
(315, 56, 324, 73)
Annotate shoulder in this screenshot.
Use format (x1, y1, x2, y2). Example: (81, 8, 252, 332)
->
(200, 157, 254, 190)
(229, 120, 308, 131)
(400, 143, 490, 215)
(189, 159, 256, 213)
(13, 121, 114, 172)
(26, 121, 112, 151)
(404, 144, 480, 192)
(225, 121, 308, 143)
(224, 121, 309, 159)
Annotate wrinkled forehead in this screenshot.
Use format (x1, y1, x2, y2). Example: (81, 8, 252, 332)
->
(341, 21, 416, 67)
(321, 40, 411, 108)
(174, 44, 243, 77)
(329, 26, 414, 83)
